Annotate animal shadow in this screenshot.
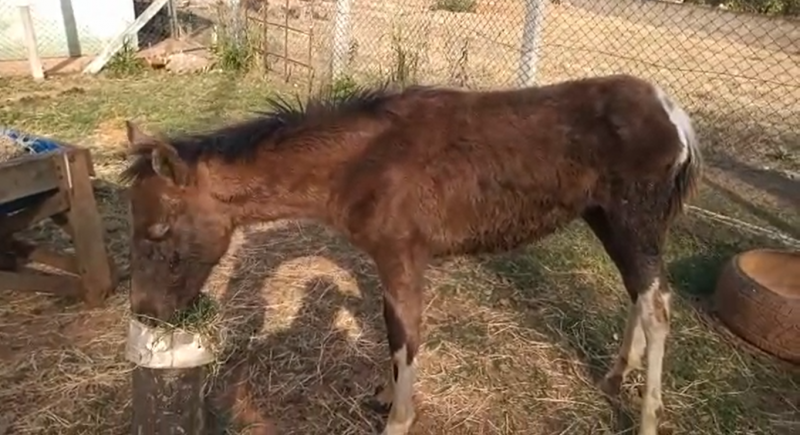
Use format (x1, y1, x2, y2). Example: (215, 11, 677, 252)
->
(205, 223, 413, 434)
(478, 245, 639, 433)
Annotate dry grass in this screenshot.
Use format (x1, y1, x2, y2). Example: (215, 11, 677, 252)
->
(0, 72, 799, 435)
(0, 135, 27, 162)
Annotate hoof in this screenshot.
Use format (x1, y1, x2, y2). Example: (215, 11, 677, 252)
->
(363, 386, 392, 415)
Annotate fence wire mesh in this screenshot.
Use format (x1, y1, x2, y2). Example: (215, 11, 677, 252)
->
(239, 0, 798, 159)
(0, 0, 191, 63)
(1, 0, 797, 158)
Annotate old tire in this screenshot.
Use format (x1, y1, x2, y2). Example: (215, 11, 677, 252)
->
(713, 248, 800, 364)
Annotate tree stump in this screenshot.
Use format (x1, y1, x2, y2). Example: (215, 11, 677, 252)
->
(131, 366, 207, 434)
(126, 318, 216, 435)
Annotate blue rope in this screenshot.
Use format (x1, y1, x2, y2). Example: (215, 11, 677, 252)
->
(1, 127, 64, 215)
(1, 127, 62, 155)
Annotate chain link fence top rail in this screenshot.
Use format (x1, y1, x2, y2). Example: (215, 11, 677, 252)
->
(242, 0, 798, 165)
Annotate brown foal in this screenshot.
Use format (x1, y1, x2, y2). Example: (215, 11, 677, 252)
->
(122, 74, 702, 435)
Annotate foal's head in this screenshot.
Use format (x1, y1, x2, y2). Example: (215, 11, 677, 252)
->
(122, 121, 234, 322)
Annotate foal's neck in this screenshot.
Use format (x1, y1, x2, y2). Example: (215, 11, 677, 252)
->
(206, 139, 352, 227)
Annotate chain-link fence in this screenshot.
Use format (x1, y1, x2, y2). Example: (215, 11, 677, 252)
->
(1, 0, 797, 158)
(241, 0, 798, 161)
(0, 0, 196, 63)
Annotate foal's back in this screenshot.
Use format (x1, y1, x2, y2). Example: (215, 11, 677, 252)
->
(336, 75, 690, 257)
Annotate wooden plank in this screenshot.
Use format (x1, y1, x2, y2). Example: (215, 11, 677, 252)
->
(0, 190, 69, 238)
(0, 269, 82, 296)
(18, 4, 45, 81)
(63, 145, 96, 177)
(0, 154, 60, 206)
(37, 141, 96, 177)
(131, 366, 208, 435)
(82, 0, 171, 74)
(9, 239, 79, 275)
(58, 150, 117, 306)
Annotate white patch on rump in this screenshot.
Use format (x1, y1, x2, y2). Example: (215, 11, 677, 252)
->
(653, 84, 697, 166)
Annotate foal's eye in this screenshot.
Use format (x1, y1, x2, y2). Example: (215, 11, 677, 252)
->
(168, 252, 181, 271)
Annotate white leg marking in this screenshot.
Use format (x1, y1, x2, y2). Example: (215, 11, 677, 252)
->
(374, 362, 395, 408)
(638, 278, 671, 435)
(629, 310, 647, 372)
(603, 302, 646, 393)
(381, 345, 416, 435)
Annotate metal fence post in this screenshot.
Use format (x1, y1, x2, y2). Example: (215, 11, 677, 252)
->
(518, 0, 546, 87)
(228, 0, 243, 42)
(167, 0, 181, 39)
(331, 0, 353, 81)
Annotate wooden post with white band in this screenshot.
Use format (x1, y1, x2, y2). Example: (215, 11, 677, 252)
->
(125, 318, 216, 434)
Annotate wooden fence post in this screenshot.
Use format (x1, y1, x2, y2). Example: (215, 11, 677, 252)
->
(126, 319, 216, 435)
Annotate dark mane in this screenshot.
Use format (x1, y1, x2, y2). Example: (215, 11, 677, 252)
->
(120, 83, 412, 184)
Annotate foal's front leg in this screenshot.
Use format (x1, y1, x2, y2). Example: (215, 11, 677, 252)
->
(368, 251, 426, 435)
(601, 269, 671, 435)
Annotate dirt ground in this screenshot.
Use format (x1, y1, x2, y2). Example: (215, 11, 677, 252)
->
(0, 56, 95, 77)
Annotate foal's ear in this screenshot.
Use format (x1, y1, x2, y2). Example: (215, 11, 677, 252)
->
(125, 120, 155, 147)
(124, 120, 189, 186)
(150, 145, 190, 187)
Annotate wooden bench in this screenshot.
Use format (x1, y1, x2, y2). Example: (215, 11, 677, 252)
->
(0, 142, 118, 306)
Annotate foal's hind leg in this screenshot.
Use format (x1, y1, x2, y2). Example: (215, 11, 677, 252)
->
(584, 208, 672, 435)
(368, 246, 427, 435)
